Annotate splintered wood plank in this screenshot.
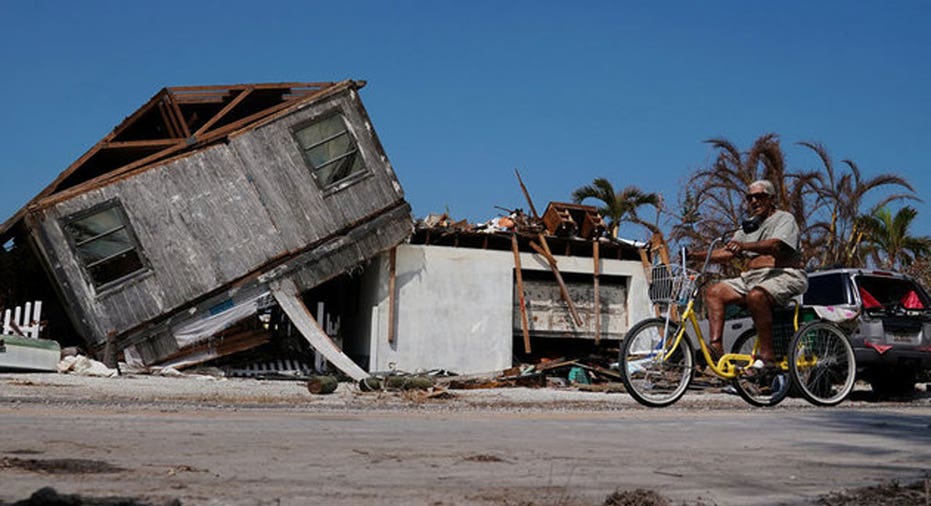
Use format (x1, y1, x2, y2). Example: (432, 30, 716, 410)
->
(511, 234, 531, 353)
(593, 239, 601, 344)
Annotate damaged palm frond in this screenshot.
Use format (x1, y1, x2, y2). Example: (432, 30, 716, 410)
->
(801, 144, 918, 268)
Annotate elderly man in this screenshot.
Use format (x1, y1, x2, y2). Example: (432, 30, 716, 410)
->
(699, 180, 807, 368)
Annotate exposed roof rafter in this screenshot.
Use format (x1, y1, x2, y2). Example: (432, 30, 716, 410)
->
(1, 80, 366, 242)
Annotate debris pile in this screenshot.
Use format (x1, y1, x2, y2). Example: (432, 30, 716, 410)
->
(445, 355, 624, 392)
(353, 370, 456, 401)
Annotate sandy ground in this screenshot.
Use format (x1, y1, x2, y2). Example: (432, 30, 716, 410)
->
(1, 372, 930, 506)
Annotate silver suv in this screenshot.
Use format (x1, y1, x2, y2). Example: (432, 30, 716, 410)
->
(803, 268, 931, 396)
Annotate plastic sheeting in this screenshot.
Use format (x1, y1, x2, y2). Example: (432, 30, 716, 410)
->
(172, 291, 273, 348)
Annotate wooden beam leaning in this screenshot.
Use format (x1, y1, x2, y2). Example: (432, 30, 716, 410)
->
(514, 169, 539, 219)
(511, 234, 532, 354)
(530, 234, 584, 327)
(593, 239, 601, 344)
(651, 232, 671, 268)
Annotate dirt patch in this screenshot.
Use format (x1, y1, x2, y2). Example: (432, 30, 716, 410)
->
(815, 477, 931, 505)
(603, 477, 931, 506)
(463, 454, 506, 463)
(0, 457, 124, 474)
(0, 487, 179, 506)
(603, 489, 672, 506)
(602, 489, 714, 506)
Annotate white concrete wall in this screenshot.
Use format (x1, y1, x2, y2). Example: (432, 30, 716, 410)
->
(366, 244, 652, 375)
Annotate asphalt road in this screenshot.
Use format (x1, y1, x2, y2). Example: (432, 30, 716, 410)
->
(1, 375, 930, 506)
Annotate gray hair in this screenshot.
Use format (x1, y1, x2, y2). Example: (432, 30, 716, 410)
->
(749, 180, 776, 196)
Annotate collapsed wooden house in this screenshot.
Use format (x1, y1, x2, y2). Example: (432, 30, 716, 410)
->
(0, 80, 411, 379)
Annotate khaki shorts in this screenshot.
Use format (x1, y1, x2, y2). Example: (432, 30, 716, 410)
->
(721, 268, 808, 306)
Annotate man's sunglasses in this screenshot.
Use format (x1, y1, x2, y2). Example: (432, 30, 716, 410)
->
(746, 192, 771, 202)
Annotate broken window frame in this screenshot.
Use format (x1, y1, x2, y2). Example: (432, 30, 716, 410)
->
(62, 199, 150, 291)
(292, 112, 368, 190)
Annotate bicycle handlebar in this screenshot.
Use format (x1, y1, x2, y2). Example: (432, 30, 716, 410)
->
(679, 228, 740, 272)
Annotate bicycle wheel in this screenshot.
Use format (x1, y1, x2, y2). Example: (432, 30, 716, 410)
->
(620, 317, 694, 407)
(789, 321, 856, 406)
(729, 329, 791, 407)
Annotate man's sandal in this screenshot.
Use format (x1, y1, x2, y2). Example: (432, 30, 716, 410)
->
(744, 359, 780, 379)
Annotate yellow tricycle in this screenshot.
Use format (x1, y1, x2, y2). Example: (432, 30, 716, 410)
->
(620, 236, 857, 408)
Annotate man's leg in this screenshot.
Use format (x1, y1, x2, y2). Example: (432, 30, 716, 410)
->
(746, 287, 775, 363)
(704, 282, 744, 355)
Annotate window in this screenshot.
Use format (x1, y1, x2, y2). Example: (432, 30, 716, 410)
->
(803, 273, 853, 306)
(294, 114, 365, 188)
(855, 275, 930, 310)
(63, 202, 147, 288)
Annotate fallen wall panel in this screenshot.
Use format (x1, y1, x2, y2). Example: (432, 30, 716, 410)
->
(272, 277, 368, 381)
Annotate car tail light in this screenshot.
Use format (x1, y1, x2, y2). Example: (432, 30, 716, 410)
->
(865, 342, 893, 354)
(859, 287, 882, 308)
(901, 290, 925, 309)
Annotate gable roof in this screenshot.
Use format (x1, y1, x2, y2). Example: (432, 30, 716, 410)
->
(1, 80, 365, 242)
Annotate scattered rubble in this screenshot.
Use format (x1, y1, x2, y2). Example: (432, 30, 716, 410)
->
(0, 458, 123, 475)
(443, 356, 625, 392)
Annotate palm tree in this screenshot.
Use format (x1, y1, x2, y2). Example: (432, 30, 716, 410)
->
(798, 141, 917, 268)
(571, 178, 661, 238)
(859, 206, 931, 270)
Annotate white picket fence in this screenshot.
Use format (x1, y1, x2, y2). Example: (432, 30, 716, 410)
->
(2, 300, 43, 338)
(224, 359, 313, 378)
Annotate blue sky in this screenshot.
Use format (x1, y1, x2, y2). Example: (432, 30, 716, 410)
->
(2, 1, 929, 241)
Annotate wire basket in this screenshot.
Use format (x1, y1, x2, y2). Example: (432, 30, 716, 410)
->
(648, 264, 698, 305)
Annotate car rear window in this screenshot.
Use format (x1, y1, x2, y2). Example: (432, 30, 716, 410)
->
(803, 273, 853, 306)
(855, 275, 930, 311)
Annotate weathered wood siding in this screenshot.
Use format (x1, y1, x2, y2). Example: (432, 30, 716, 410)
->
(30, 89, 407, 344)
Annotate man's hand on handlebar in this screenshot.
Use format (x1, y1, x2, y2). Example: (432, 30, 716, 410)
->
(725, 240, 746, 258)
